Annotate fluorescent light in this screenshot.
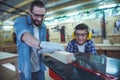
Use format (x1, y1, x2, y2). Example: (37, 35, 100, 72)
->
(45, 17, 54, 20)
(99, 4, 117, 9)
(3, 26, 13, 31)
(3, 20, 14, 26)
(66, 12, 79, 16)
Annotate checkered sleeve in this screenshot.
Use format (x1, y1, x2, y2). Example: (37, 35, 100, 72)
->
(87, 40, 97, 54)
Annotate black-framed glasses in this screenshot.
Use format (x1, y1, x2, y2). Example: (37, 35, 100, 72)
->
(31, 12, 45, 18)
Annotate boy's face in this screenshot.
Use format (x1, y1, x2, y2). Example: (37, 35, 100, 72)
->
(30, 6, 45, 26)
(75, 29, 88, 45)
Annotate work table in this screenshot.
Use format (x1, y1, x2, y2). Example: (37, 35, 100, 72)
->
(95, 44, 120, 50)
(0, 44, 17, 53)
(61, 43, 120, 50)
(0, 52, 19, 80)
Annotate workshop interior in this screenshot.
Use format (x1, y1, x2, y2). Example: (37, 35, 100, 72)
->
(0, 0, 120, 80)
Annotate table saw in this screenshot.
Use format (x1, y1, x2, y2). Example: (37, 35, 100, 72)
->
(43, 51, 120, 80)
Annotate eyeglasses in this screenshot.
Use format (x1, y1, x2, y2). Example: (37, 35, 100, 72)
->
(31, 12, 45, 18)
(75, 33, 87, 37)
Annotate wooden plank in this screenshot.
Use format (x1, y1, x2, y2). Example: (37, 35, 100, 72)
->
(44, 51, 74, 64)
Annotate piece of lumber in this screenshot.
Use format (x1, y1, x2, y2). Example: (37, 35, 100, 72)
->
(44, 51, 74, 64)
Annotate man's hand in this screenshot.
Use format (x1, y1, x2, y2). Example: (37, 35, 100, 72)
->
(38, 41, 64, 54)
(37, 48, 57, 54)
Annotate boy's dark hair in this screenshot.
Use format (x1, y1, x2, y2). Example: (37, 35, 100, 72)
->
(74, 23, 89, 35)
(30, 0, 45, 12)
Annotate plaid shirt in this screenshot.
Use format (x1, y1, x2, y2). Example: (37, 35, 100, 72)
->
(66, 39, 97, 54)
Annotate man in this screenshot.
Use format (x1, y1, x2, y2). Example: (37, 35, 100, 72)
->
(14, 1, 64, 80)
(66, 23, 97, 54)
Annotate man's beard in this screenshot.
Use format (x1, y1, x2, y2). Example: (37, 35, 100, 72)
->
(30, 16, 42, 26)
(32, 19, 42, 26)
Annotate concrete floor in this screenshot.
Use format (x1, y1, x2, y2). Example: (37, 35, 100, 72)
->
(0, 63, 53, 80)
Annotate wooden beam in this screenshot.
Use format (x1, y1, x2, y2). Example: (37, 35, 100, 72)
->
(46, 0, 92, 12)
(44, 51, 74, 64)
(1, 0, 33, 20)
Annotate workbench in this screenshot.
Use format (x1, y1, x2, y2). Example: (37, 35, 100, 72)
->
(61, 43, 120, 50)
(0, 44, 17, 53)
(62, 43, 120, 58)
(0, 52, 19, 80)
(95, 44, 120, 50)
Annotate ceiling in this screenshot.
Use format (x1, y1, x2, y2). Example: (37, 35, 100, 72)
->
(0, 0, 120, 22)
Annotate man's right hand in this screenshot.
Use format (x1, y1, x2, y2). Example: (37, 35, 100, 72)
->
(38, 41, 64, 54)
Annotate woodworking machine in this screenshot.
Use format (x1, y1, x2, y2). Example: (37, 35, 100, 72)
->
(43, 51, 120, 80)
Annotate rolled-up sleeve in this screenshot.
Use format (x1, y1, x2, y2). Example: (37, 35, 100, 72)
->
(14, 17, 30, 42)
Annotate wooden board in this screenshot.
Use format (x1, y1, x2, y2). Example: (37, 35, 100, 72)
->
(44, 51, 74, 64)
